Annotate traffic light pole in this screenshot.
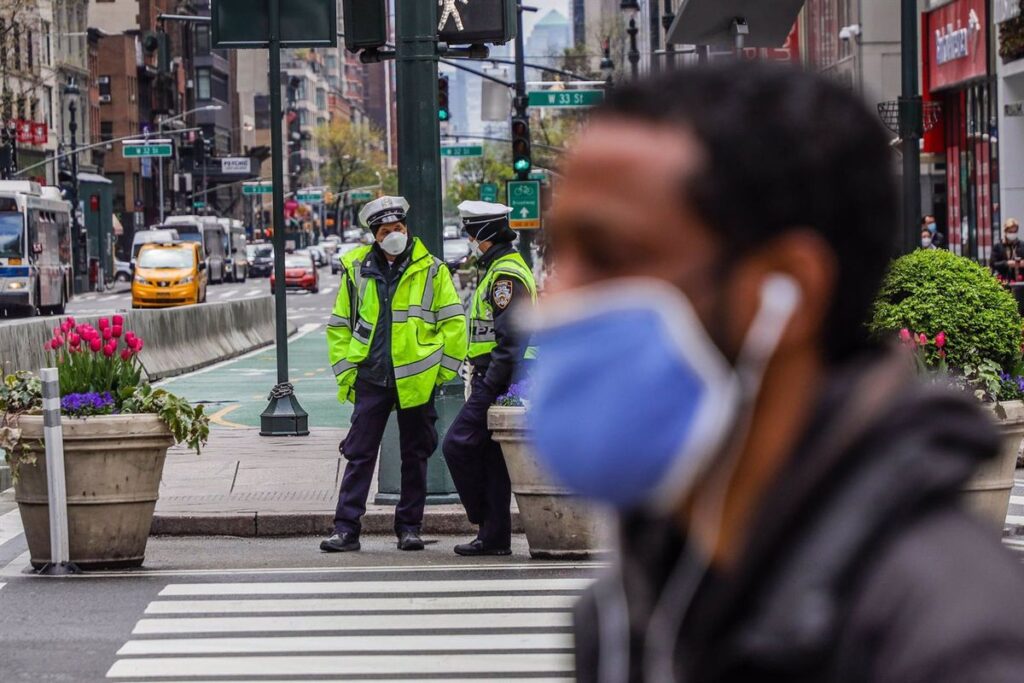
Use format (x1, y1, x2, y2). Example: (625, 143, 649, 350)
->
(899, 0, 923, 255)
(513, 2, 533, 269)
(395, 0, 443, 258)
(260, 0, 308, 437)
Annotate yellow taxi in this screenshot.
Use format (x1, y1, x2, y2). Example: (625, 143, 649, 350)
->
(131, 242, 207, 308)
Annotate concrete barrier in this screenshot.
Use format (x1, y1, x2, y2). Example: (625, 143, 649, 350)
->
(0, 296, 292, 381)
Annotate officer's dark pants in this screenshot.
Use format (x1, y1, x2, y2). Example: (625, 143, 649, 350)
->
(334, 379, 438, 536)
(442, 372, 512, 549)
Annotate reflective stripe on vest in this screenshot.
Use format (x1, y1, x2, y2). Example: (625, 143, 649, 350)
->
(468, 253, 537, 359)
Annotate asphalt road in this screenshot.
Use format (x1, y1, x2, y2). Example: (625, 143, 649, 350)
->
(0, 261, 342, 328)
(0, 530, 600, 682)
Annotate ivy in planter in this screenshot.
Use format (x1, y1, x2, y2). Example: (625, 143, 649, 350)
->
(999, 1, 1024, 63)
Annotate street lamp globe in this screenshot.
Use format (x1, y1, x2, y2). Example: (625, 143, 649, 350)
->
(619, 0, 640, 16)
(63, 80, 81, 110)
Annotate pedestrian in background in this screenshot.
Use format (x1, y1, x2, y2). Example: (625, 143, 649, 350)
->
(922, 214, 946, 249)
(992, 218, 1023, 282)
(443, 201, 537, 556)
(920, 228, 939, 249)
(322, 196, 467, 553)
(530, 63, 1024, 682)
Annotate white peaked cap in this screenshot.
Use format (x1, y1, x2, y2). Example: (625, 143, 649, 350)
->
(458, 200, 512, 224)
(359, 196, 410, 228)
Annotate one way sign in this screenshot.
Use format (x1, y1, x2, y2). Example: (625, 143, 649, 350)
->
(507, 179, 541, 230)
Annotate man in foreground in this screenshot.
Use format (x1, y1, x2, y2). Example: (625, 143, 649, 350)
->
(530, 63, 1024, 681)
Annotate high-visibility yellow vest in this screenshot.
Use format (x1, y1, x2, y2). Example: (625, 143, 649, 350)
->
(327, 238, 468, 408)
(468, 251, 538, 360)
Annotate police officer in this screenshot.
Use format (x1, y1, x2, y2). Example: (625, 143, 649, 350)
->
(443, 201, 537, 556)
(322, 196, 467, 553)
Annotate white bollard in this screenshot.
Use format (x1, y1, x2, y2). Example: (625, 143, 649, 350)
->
(38, 368, 78, 575)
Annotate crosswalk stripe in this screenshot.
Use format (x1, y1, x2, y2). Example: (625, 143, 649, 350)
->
(133, 611, 572, 635)
(158, 578, 590, 596)
(117, 632, 574, 655)
(146, 594, 579, 614)
(1006, 514, 1024, 526)
(106, 653, 573, 678)
(1009, 495, 1024, 506)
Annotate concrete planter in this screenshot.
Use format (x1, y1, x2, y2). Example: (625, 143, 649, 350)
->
(12, 414, 174, 570)
(488, 406, 609, 558)
(966, 400, 1024, 531)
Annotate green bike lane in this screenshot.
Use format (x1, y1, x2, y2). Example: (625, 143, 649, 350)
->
(159, 324, 352, 429)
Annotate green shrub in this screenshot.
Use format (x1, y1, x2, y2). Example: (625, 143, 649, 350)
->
(870, 249, 1022, 371)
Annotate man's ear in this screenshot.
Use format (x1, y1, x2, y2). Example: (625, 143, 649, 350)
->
(721, 230, 837, 358)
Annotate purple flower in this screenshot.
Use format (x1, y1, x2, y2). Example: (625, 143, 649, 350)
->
(61, 391, 115, 417)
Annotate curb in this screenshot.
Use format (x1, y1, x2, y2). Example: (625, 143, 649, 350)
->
(151, 509, 524, 537)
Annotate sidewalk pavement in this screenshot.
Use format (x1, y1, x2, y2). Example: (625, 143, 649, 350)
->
(152, 427, 520, 537)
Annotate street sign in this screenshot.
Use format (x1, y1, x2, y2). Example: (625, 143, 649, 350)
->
(243, 182, 273, 195)
(527, 89, 605, 108)
(350, 190, 374, 201)
(193, 201, 206, 210)
(212, 0, 338, 49)
(441, 144, 484, 158)
(437, 0, 516, 45)
(220, 157, 251, 174)
(296, 191, 324, 203)
(122, 139, 173, 158)
(480, 183, 498, 202)
(507, 180, 541, 230)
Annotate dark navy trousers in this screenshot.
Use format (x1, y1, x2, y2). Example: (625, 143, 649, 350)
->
(334, 379, 438, 536)
(442, 372, 512, 548)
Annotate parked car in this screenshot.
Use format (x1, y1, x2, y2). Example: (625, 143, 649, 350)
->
(114, 259, 132, 283)
(247, 243, 274, 277)
(307, 246, 327, 268)
(331, 240, 365, 274)
(443, 236, 471, 271)
(132, 242, 207, 309)
(343, 227, 363, 243)
(271, 251, 319, 294)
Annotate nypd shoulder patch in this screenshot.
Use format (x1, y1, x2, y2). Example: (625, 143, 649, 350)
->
(493, 279, 514, 310)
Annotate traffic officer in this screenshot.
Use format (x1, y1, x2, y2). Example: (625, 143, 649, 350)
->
(322, 196, 467, 553)
(443, 200, 537, 556)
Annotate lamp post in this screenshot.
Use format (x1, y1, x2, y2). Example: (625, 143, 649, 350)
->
(662, 0, 675, 69)
(620, 0, 641, 80)
(157, 104, 222, 223)
(64, 80, 85, 294)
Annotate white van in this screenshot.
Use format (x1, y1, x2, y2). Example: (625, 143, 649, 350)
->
(131, 228, 180, 266)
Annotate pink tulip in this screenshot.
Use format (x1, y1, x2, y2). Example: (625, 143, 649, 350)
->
(135, 339, 144, 352)
(112, 314, 124, 326)
(112, 325, 123, 339)
(120, 349, 132, 361)
(60, 320, 72, 333)
(89, 338, 102, 353)
(935, 331, 947, 349)
(103, 344, 115, 358)
(103, 327, 113, 340)
(899, 328, 912, 344)
(98, 317, 110, 330)
(917, 333, 927, 346)
(65, 316, 76, 327)
(69, 333, 81, 346)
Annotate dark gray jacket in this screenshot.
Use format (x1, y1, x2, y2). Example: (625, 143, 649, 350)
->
(574, 355, 1024, 683)
(356, 243, 411, 388)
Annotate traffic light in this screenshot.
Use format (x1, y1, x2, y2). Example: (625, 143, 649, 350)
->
(438, 75, 450, 122)
(142, 31, 171, 74)
(511, 115, 531, 176)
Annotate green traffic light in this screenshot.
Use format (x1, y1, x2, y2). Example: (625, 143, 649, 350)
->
(439, 110, 450, 121)
(513, 158, 531, 173)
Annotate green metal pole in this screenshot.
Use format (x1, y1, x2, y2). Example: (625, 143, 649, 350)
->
(395, 0, 442, 257)
(513, 2, 534, 269)
(260, 0, 308, 437)
(900, 0, 922, 255)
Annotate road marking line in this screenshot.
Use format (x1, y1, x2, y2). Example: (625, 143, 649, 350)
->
(1006, 514, 1024, 526)
(208, 404, 246, 430)
(107, 653, 573, 678)
(218, 289, 239, 299)
(107, 680, 571, 683)
(1009, 495, 1024, 506)
(320, 286, 334, 295)
(145, 594, 579, 614)
(244, 289, 262, 297)
(1, 550, 30, 577)
(0, 582, 5, 591)
(133, 612, 572, 635)
(159, 578, 592, 596)
(117, 632, 574, 655)
(0, 509, 23, 545)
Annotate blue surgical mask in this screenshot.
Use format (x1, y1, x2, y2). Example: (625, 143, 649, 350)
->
(527, 276, 801, 512)
(927, 223, 937, 234)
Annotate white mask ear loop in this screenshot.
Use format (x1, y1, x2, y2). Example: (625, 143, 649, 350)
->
(641, 274, 802, 683)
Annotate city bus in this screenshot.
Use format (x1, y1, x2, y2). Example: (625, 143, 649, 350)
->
(0, 180, 73, 317)
(159, 215, 227, 284)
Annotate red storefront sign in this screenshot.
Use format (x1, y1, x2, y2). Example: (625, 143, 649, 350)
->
(741, 22, 800, 63)
(925, 0, 988, 92)
(31, 122, 47, 145)
(16, 119, 32, 144)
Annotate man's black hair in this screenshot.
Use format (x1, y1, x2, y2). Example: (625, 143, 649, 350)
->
(599, 62, 898, 363)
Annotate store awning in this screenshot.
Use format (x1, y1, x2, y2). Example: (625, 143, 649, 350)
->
(666, 0, 806, 48)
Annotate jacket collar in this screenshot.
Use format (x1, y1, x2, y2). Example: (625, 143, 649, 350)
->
(354, 237, 433, 279)
(479, 241, 516, 271)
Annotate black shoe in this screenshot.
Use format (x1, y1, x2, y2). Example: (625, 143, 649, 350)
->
(320, 532, 360, 553)
(454, 538, 512, 556)
(397, 530, 425, 551)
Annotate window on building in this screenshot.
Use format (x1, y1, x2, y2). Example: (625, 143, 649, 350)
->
(27, 29, 33, 70)
(13, 22, 21, 70)
(40, 22, 50, 65)
(44, 86, 52, 129)
(211, 73, 229, 102)
(98, 76, 111, 102)
(316, 88, 326, 111)
(0, 20, 6, 70)
(195, 24, 210, 54)
(100, 121, 113, 142)
(196, 68, 211, 100)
